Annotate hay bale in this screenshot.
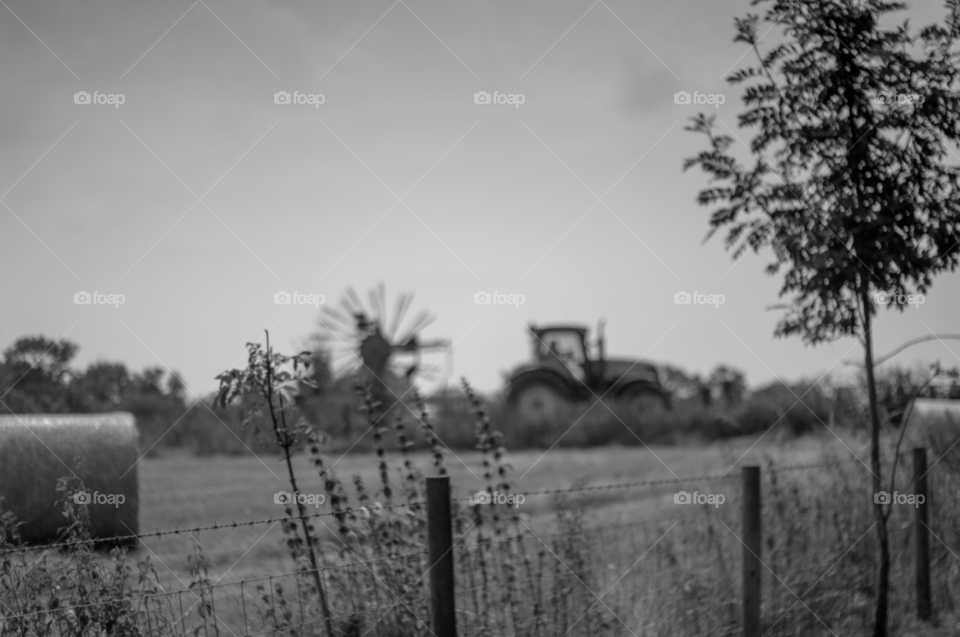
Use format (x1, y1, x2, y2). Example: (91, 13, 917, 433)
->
(0, 412, 139, 545)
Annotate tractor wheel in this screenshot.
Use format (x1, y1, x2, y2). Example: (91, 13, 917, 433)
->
(511, 381, 569, 423)
(619, 386, 667, 418)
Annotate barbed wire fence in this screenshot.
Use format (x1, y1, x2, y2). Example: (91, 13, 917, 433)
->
(0, 455, 950, 637)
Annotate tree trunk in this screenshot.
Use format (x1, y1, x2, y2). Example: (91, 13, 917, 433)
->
(862, 289, 889, 637)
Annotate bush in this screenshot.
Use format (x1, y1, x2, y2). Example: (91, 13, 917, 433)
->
(287, 377, 842, 455)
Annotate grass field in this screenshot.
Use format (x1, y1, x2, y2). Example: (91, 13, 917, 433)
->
(11, 419, 960, 636)
(135, 429, 862, 585)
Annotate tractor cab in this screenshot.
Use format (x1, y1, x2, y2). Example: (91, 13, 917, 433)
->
(531, 325, 590, 382)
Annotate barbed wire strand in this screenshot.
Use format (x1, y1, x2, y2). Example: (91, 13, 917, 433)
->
(0, 459, 858, 556)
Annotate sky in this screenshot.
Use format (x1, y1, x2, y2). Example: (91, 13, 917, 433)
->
(1, 0, 958, 401)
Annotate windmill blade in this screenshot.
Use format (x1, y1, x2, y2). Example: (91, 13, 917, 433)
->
(330, 351, 362, 367)
(388, 293, 413, 341)
(309, 333, 354, 352)
(343, 287, 377, 334)
(320, 306, 358, 333)
(338, 297, 358, 318)
(368, 288, 382, 329)
(396, 310, 435, 345)
(338, 302, 366, 331)
(344, 287, 365, 315)
(320, 323, 359, 348)
(330, 352, 362, 366)
(323, 342, 361, 354)
(377, 282, 387, 331)
(395, 308, 428, 344)
(336, 303, 361, 334)
(337, 358, 363, 377)
(401, 313, 436, 344)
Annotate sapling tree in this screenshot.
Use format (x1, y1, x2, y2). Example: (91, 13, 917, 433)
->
(684, 0, 960, 634)
(215, 330, 332, 637)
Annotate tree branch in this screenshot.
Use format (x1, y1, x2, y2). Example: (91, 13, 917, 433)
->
(843, 334, 960, 367)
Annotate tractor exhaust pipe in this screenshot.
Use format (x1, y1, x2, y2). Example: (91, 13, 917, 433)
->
(597, 318, 606, 362)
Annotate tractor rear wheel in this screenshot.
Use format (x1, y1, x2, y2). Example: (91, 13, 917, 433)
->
(619, 386, 667, 418)
(511, 381, 569, 423)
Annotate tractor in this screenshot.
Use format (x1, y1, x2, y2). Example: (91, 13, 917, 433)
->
(506, 321, 670, 422)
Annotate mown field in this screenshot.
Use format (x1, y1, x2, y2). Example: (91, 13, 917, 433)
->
(9, 415, 960, 636)
(136, 430, 853, 584)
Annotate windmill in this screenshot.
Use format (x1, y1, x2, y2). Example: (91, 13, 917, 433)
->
(318, 283, 451, 410)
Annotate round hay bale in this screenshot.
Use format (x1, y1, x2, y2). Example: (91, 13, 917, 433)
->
(0, 412, 139, 546)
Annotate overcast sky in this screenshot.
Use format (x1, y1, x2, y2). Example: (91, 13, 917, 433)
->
(2, 0, 958, 400)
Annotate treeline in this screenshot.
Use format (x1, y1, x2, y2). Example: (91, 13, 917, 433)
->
(0, 334, 939, 456)
(0, 335, 260, 455)
(0, 336, 189, 417)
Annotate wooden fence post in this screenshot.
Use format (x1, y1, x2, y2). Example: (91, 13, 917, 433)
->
(743, 466, 761, 637)
(426, 476, 458, 637)
(914, 447, 931, 621)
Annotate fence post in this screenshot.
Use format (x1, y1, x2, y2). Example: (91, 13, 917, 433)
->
(742, 466, 761, 637)
(426, 476, 458, 637)
(914, 447, 931, 620)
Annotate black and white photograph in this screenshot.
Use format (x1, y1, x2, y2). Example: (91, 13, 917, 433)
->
(3, 0, 960, 635)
